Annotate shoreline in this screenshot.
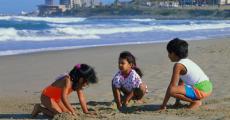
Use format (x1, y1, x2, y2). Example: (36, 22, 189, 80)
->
(0, 36, 229, 57)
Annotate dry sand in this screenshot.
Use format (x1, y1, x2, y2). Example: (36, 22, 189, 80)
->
(0, 38, 230, 120)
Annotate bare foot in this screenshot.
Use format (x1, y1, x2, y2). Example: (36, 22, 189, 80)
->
(135, 99, 145, 104)
(31, 104, 41, 118)
(173, 102, 183, 108)
(188, 101, 202, 109)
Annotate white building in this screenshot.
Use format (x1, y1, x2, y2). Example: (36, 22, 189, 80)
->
(72, 0, 82, 7)
(59, 0, 100, 8)
(81, 0, 100, 8)
(219, 0, 230, 5)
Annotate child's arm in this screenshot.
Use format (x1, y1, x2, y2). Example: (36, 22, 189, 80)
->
(112, 75, 123, 110)
(112, 87, 122, 110)
(161, 63, 184, 109)
(61, 78, 76, 115)
(76, 88, 89, 113)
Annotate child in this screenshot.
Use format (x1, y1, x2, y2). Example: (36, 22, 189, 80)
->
(160, 38, 213, 110)
(31, 64, 97, 118)
(112, 51, 147, 111)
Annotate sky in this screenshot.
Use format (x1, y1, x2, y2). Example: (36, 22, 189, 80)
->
(0, 0, 131, 14)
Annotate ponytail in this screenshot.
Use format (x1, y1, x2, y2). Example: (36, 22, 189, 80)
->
(133, 66, 143, 78)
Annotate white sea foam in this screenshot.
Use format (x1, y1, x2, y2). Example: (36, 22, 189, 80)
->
(54, 26, 156, 35)
(0, 16, 86, 23)
(156, 23, 230, 31)
(1, 21, 230, 42)
(0, 28, 100, 41)
(130, 18, 156, 22)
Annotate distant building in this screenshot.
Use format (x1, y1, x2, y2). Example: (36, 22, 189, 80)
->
(60, 0, 71, 8)
(73, 0, 83, 7)
(38, 5, 67, 16)
(179, 0, 194, 5)
(146, 1, 152, 7)
(60, 0, 70, 5)
(158, 1, 179, 7)
(179, 0, 230, 5)
(112, 0, 130, 7)
(207, 0, 219, 5)
(81, 0, 100, 8)
(38, 0, 67, 16)
(45, 0, 54, 5)
(60, 0, 92, 8)
(219, 0, 230, 5)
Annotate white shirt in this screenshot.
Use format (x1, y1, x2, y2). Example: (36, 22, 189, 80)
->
(178, 58, 209, 86)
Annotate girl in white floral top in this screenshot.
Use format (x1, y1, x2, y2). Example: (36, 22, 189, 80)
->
(112, 51, 147, 111)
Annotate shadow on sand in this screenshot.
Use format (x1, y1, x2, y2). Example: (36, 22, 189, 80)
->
(0, 114, 49, 119)
(72, 101, 112, 107)
(123, 104, 161, 113)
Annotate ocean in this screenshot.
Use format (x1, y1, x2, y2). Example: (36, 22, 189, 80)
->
(0, 16, 230, 56)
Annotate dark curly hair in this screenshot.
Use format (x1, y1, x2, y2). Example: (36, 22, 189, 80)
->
(119, 51, 143, 78)
(167, 38, 188, 59)
(69, 64, 97, 91)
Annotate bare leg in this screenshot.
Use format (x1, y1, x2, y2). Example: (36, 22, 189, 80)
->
(188, 92, 212, 109)
(188, 100, 202, 109)
(169, 86, 202, 109)
(173, 79, 184, 107)
(31, 103, 56, 118)
(134, 83, 147, 104)
(39, 95, 63, 117)
(172, 93, 194, 103)
(31, 104, 41, 118)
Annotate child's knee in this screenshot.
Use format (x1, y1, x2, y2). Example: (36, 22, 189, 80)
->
(134, 88, 145, 100)
(169, 87, 177, 96)
(139, 83, 147, 92)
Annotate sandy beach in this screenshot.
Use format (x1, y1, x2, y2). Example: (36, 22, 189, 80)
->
(0, 38, 230, 120)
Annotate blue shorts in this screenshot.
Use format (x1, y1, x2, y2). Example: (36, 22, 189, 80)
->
(185, 85, 197, 100)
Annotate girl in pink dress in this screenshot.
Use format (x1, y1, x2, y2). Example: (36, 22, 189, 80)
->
(112, 51, 147, 111)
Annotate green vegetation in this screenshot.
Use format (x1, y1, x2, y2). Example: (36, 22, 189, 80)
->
(48, 0, 230, 20)
(53, 7, 230, 19)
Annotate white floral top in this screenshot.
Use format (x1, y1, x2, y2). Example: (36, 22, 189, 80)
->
(112, 69, 142, 92)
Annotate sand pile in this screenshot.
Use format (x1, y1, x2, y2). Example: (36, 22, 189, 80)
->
(52, 113, 79, 120)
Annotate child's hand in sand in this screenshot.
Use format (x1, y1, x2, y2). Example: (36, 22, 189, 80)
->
(119, 104, 127, 112)
(87, 111, 97, 115)
(135, 99, 145, 104)
(85, 111, 98, 117)
(116, 103, 123, 110)
(159, 105, 167, 110)
(65, 111, 76, 117)
(71, 112, 77, 117)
